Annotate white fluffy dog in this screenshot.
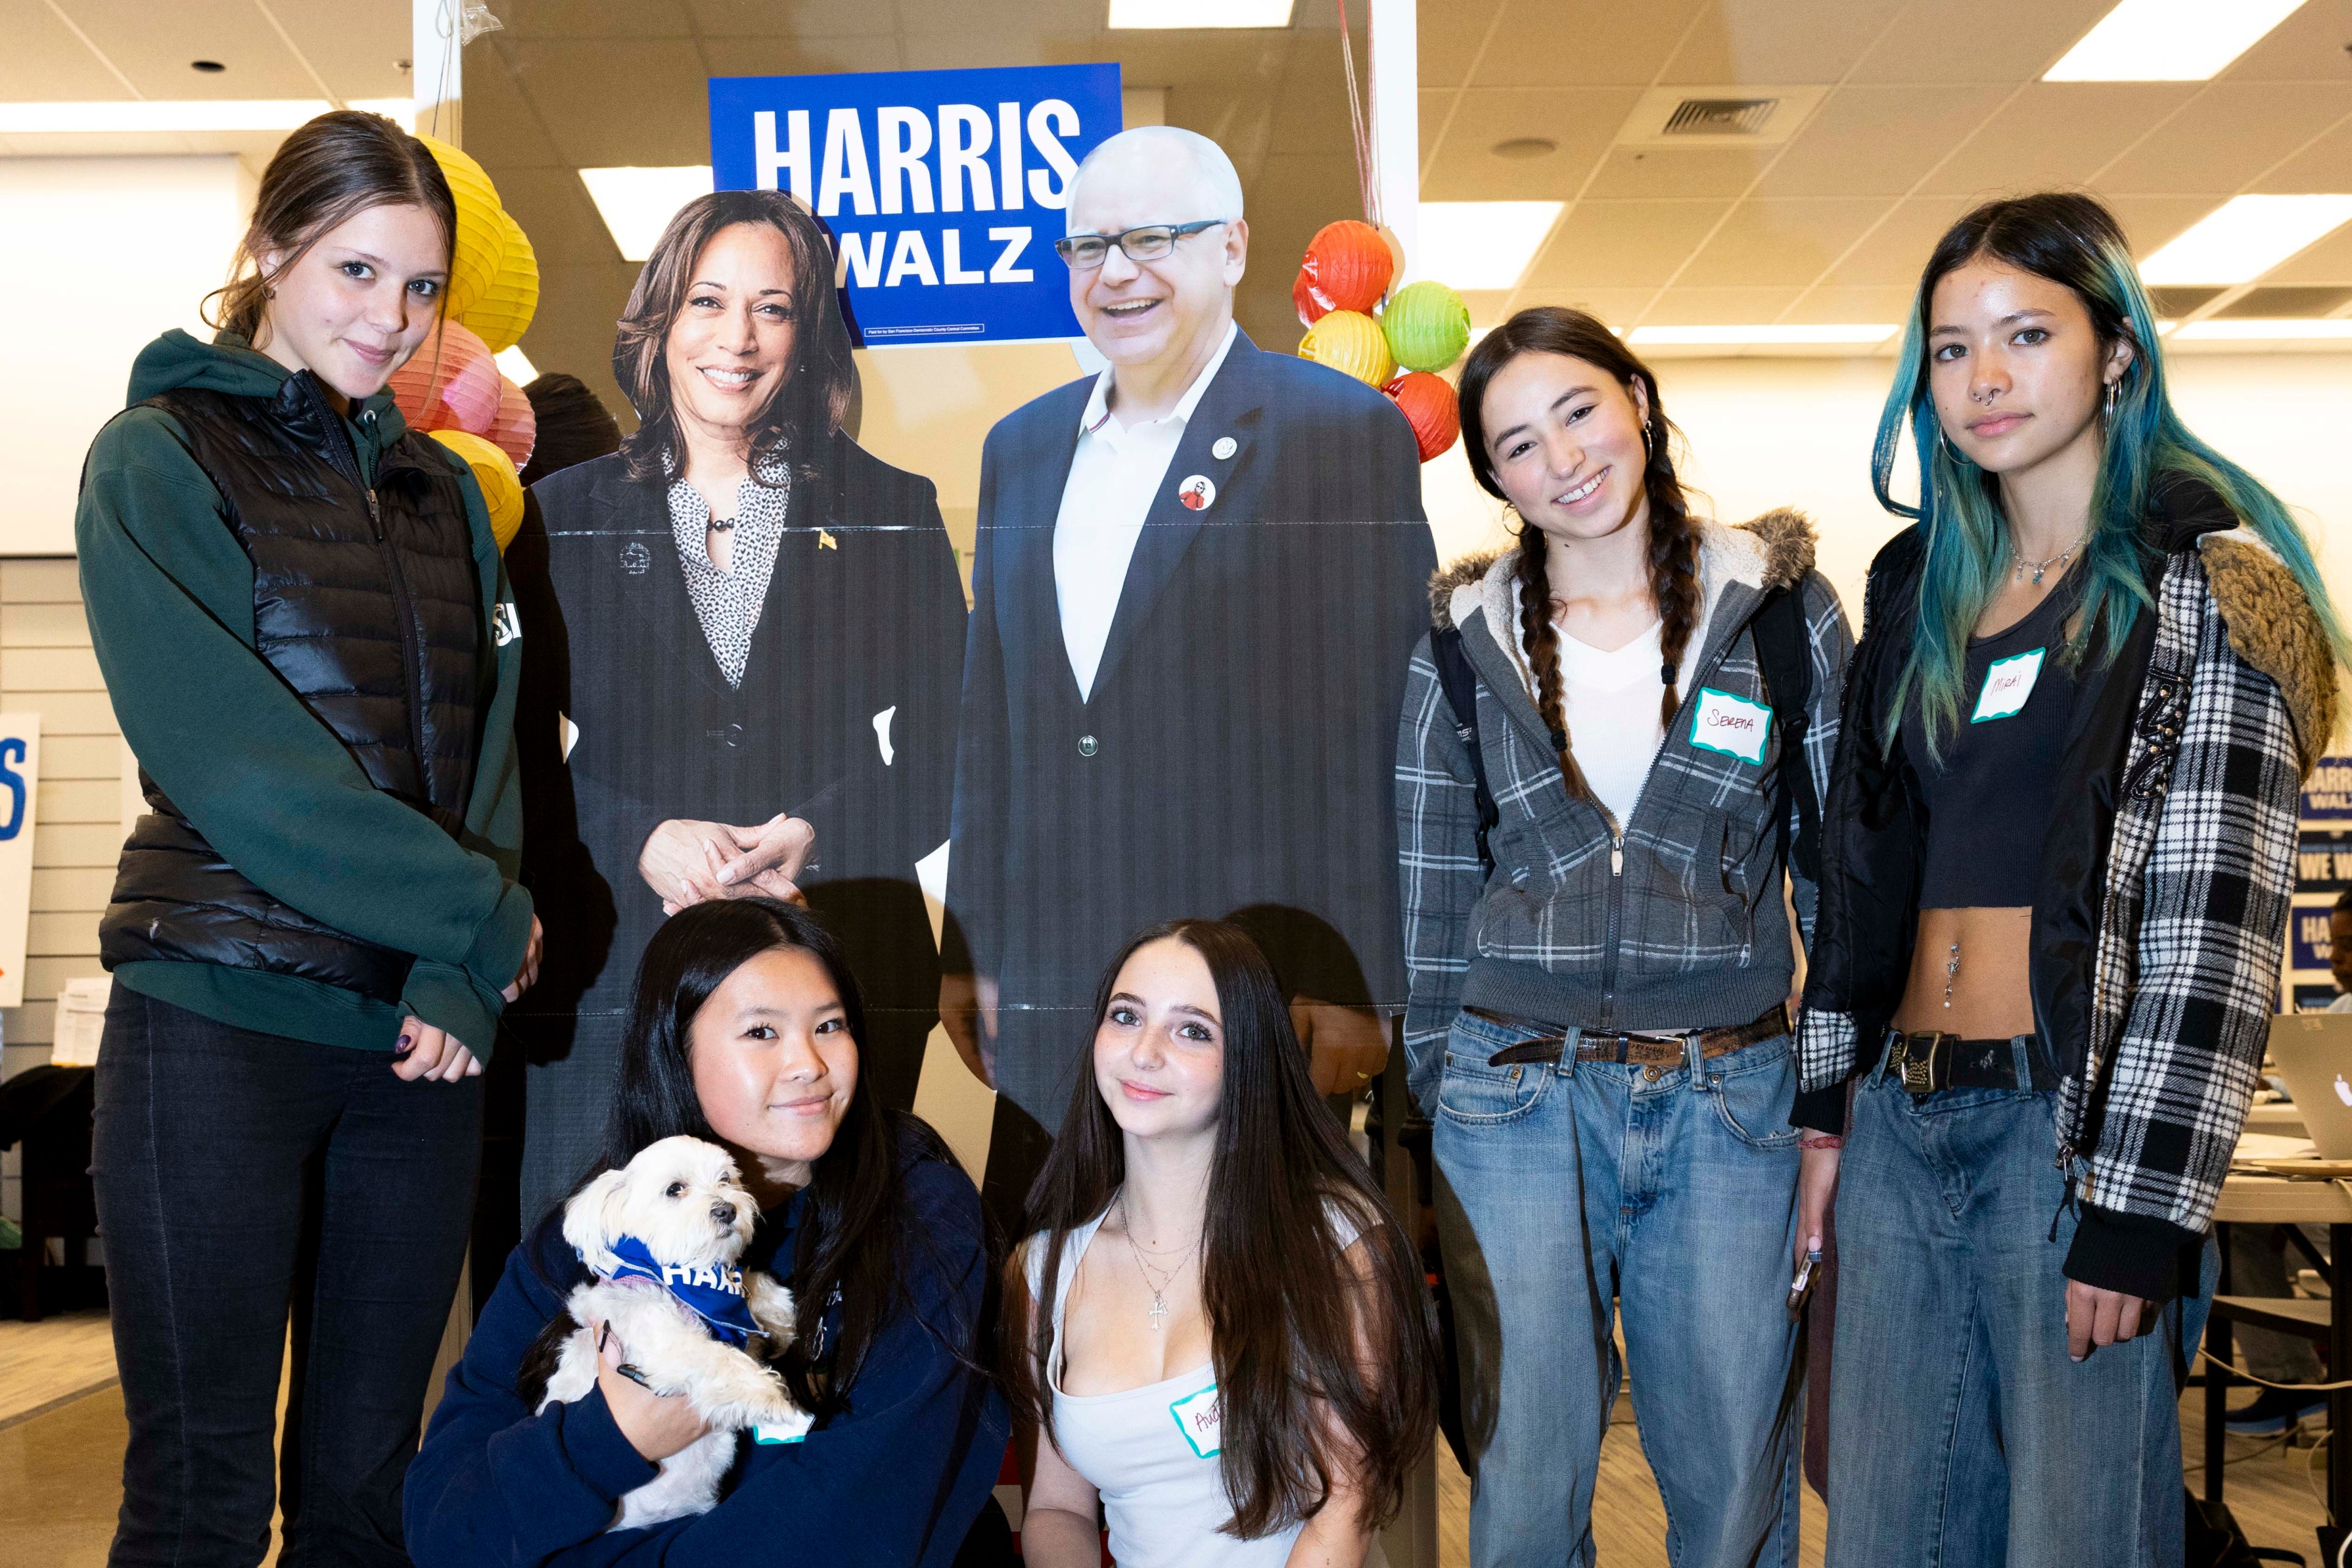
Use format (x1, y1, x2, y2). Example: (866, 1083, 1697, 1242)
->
(524, 1135, 809, 1529)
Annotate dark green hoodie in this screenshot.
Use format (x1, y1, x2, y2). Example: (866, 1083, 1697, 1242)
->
(77, 330, 532, 1057)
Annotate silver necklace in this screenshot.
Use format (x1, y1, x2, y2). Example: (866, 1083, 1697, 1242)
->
(1117, 1195, 1196, 1331)
(2013, 531, 2086, 586)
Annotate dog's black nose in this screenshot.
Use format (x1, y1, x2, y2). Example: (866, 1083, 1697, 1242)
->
(711, 1202, 738, 1226)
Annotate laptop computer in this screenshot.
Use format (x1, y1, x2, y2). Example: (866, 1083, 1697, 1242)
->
(2265, 1012, 2352, 1159)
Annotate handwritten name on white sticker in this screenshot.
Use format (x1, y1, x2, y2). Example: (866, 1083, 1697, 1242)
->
(1972, 647, 2045, 723)
(1687, 688, 1772, 765)
(1169, 1384, 1222, 1458)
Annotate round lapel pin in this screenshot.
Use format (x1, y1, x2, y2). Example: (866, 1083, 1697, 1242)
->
(1212, 435, 1237, 460)
(1177, 474, 1216, 511)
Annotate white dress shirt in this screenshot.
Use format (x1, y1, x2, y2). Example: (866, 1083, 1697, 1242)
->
(1053, 322, 1238, 701)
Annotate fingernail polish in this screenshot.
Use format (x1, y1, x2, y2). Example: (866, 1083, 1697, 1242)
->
(393, 1035, 413, 1057)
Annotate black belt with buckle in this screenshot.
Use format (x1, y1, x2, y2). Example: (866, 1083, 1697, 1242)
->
(1472, 1003, 1789, 1068)
(1879, 1028, 2056, 1098)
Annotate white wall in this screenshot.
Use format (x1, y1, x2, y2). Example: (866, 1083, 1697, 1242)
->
(0, 157, 251, 557)
(1423, 352, 2352, 626)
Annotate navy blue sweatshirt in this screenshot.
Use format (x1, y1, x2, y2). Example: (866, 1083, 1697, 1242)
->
(404, 1148, 1006, 1566)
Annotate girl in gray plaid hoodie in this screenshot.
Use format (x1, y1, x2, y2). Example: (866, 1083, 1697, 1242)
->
(1395, 307, 1853, 1566)
(1798, 193, 2346, 1565)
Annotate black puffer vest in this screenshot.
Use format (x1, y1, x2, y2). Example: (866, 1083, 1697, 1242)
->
(100, 372, 489, 1000)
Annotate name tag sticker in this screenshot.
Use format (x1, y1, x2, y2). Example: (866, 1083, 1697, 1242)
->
(1169, 1384, 1222, 1458)
(752, 1411, 812, 1445)
(1688, 688, 1772, 765)
(1972, 647, 2046, 723)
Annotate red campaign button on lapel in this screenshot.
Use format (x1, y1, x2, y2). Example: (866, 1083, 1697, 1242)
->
(1177, 475, 1216, 511)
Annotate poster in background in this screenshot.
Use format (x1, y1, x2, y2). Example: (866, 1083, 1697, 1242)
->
(2288, 758, 2352, 1006)
(710, 64, 1123, 347)
(0, 715, 40, 1009)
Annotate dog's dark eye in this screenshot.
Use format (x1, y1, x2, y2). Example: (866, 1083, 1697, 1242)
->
(665, 1182, 687, 1199)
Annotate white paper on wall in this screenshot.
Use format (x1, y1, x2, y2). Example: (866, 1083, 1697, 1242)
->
(50, 976, 110, 1067)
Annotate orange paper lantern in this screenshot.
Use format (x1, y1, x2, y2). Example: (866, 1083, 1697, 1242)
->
(1293, 268, 1329, 329)
(487, 374, 537, 470)
(1385, 371, 1460, 462)
(1299, 309, 1394, 388)
(388, 321, 500, 436)
(1300, 220, 1392, 315)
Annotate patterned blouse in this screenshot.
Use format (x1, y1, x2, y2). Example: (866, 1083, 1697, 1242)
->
(666, 454, 791, 689)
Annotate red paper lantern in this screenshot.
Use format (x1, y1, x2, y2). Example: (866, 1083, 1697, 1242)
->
(487, 374, 538, 470)
(1300, 220, 1392, 315)
(1294, 267, 1329, 328)
(387, 320, 499, 437)
(1385, 371, 1460, 463)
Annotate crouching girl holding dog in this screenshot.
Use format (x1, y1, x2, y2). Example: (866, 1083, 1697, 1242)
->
(405, 899, 1008, 1566)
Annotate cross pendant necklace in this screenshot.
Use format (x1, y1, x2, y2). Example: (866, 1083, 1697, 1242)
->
(1147, 1292, 1169, 1330)
(1118, 1194, 1194, 1332)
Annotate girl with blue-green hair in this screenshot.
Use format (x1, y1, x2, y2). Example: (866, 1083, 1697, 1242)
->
(1793, 190, 2342, 1564)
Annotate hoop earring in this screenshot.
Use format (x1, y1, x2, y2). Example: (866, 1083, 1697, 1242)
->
(2103, 377, 2120, 418)
(1938, 427, 1968, 467)
(1640, 420, 1656, 461)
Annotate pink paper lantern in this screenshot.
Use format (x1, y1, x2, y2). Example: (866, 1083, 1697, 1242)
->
(388, 321, 499, 436)
(487, 375, 537, 470)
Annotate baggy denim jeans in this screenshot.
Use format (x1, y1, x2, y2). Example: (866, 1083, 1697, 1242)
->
(1825, 1071, 2212, 1568)
(1433, 1008, 1804, 1567)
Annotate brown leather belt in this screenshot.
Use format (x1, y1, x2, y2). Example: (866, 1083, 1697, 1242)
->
(1468, 1003, 1790, 1068)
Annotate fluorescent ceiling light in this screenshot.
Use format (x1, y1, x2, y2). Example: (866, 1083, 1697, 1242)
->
(1108, 0, 1294, 26)
(2173, 318, 2352, 341)
(494, 345, 538, 383)
(2140, 194, 2352, 284)
(579, 167, 714, 262)
(1414, 202, 1562, 291)
(1629, 324, 1898, 346)
(2045, 0, 2306, 81)
(0, 97, 413, 133)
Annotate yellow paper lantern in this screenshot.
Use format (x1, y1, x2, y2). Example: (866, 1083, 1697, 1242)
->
(462, 206, 539, 354)
(414, 132, 507, 322)
(1298, 309, 1394, 388)
(429, 428, 525, 552)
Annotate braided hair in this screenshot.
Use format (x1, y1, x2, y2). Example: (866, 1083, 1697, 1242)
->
(1459, 306, 1703, 802)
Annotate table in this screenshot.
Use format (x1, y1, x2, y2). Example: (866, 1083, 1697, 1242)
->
(2206, 1170, 2348, 1521)
(2243, 1101, 2309, 1137)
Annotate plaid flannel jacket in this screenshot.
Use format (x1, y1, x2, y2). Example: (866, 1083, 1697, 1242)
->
(1798, 534, 2319, 1267)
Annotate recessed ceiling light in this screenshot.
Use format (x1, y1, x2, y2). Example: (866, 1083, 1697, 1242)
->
(1415, 202, 1562, 290)
(1629, 324, 1899, 346)
(190, 60, 225, 74)
(2172, 318, 2352, 341)
(2139, 194, 2352, 285)
(1108, 0, 1294, 25)
(0, 97, 412, 132)
(494, 345, 538, 383)
(579, 166, 714, 262)
(2045, 0, 2308, 81)
(1491, 137, 1557, 160)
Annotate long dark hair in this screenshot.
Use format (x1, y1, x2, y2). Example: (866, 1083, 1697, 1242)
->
(611, 188, 858, 487)
(1457, 306, 1703, 799)
(206, 109, 456, 343)
(581, 897, 954, 1417)
(1003, 921, 1438, 1539)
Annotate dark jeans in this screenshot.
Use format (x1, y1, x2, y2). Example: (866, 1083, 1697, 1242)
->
(92, 987, 481, 1568)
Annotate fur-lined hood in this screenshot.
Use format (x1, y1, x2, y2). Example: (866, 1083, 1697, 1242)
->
(2200, 529, 2339, 773)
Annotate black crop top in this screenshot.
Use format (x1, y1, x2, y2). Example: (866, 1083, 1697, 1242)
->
(1903, 570, 2096, 909)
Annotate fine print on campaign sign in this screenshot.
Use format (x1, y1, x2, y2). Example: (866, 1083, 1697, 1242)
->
(710, 64, 1124, 349)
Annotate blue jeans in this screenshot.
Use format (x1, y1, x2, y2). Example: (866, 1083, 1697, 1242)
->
(1433, 1008, 1804, 1567)
(1825, 1072, 2209, 1568)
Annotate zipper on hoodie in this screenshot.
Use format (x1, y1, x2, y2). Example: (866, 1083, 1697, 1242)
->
(306, 382, 433, 805)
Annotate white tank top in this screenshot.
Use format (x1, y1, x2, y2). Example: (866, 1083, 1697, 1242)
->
(1029, 1205, 1386, 1568)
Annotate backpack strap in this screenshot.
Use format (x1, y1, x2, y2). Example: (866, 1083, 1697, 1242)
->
(1430, 626, 1500, 876)
(1751, 586, 1822, 885)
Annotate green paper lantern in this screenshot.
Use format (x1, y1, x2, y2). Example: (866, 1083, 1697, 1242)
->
(1382, 280, 1471, 373)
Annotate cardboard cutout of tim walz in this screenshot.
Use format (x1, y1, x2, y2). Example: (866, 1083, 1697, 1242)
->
(940, 127, 1436, 1213)
(507, 187, 965, 1222)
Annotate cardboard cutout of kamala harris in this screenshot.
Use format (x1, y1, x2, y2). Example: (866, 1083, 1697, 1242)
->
(941, 127, 1436, 1195)
(507, 189, 966, 1223)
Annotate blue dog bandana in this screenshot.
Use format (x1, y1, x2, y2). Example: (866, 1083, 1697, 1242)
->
(606, 1235, 761, 1349)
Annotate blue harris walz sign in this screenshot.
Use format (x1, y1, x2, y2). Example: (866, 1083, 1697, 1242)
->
(710, 64, 1123, 348)
(2304, 753, 2352, 824)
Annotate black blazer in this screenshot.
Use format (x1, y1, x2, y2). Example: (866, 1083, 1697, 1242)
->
(509, 434, 967, 1032)
(946, 331, 1435, 1123)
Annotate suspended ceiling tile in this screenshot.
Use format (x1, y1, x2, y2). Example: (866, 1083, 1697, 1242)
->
(1458, 287, 1520, 326)
(1417, 89, 1447, 164)
(485, 165, 619, 270)
(0, 0, 132, 99)
(1846, 0, 2116, 85)
(1079, 33, 1291, 89)
(2258, 222, 2352, 285)
(2095, 194, 2228, 258)
(1778, 283, 1917, 323)
(1812, 195, 1975, 288)
(1418, 86, 1638, 200)
(1468, 0, 1711, 89)
(684, 0, 900, 32)
(1525, 199, 1732, 290)
(511, 39, 714, 168)
(1756, 85, 2010, 199)
(2223, 2, 2352, 85)
(1419, 0, 1507, 91)
(1511, 286, 1659, 325)
(1268, 38, 1357, 147)
(1924, 83, 2199, 198)
(459, 46, 570, 170)
(260, 0, 410, 100)
(897, 0, 1104, 33)
(1659, 0, 1911, 86)
(54, 0, 317, 98)
(1583, 147, 1772, 200)
(2098, 83, 2352, 195)
(2220, 284, 2352, 316)
(701, 35, 904, 77)
(1676, 197, 1884, 288)
(900, 32, 1080, 69)
(1638, 285, 1804, 325)
(2249, 119, 2352, 193)
(491, 0, 698, 40)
